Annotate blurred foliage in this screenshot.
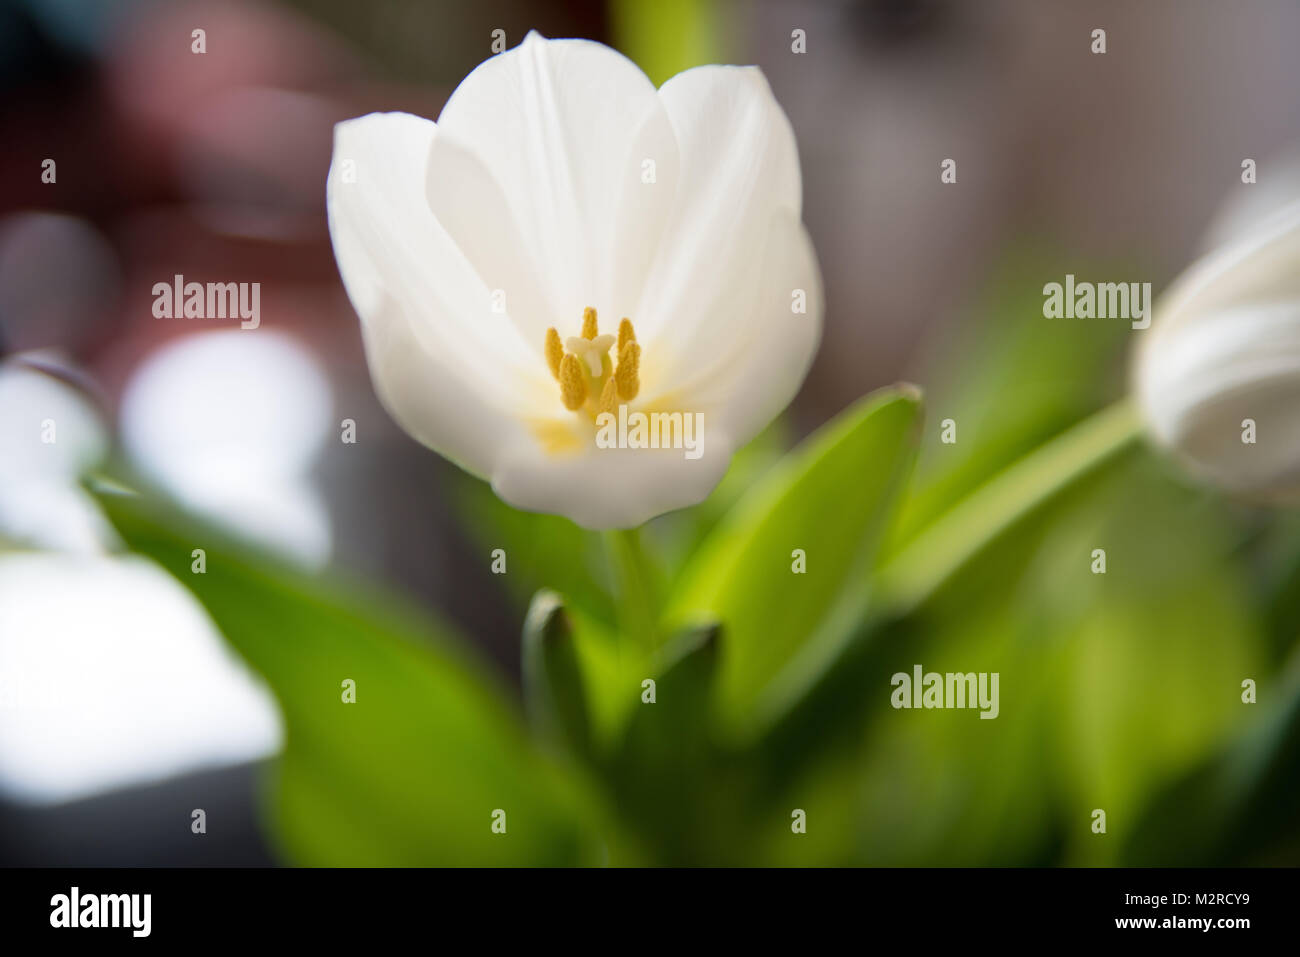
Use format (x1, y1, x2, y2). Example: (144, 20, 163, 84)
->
(455, 475, 619, 627)
(92, 246, 1300, 866)
(611, 0, 724, 86)
(844, 455, 1263, 866)
(891, 249, 1132, 545)
(96, 489, 607, 866)
(1123, 650, 1300, 865)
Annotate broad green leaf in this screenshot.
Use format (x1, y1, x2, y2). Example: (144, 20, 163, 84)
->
(96, 487, 603, 866)
(666, 387, 923, 735)
(853, 454, 1265, 865)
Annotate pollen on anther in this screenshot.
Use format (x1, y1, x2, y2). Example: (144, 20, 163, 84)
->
(617, 318, 636, 354)
(544, 327, 564, 379)
(598, 376, 618, 416)
(615, 341, 640, 401)
(581, 307, 599, 340)
(559, 354, 588, 410)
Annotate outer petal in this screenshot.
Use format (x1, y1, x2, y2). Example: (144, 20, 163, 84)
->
(327, 112, 544, 477)
(1136, 200, 1300, 497)
(360, 289, 534, 479)
(1199, 147, 1300, 252)
(1147, 199, 1300, 340)
(673, 209, 823, 445)
(633, 64, 802, 375)
(492, 432, 734, 530)
(431, 32, 680, 337)
(1137, 300, 1300, 497)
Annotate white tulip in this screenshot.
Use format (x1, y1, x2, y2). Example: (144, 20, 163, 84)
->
(1135, 197, 1300, 499)
(326, 32, 821, 528)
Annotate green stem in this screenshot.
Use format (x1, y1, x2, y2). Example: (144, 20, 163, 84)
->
(605, 527, 660, 651)
(876, 397, 1144, 618)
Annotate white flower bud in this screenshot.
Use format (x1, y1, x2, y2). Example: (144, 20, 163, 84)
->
(1135, 200, 1300, 499)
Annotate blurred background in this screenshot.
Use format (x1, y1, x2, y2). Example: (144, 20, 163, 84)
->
(2, 0, 1299, 864)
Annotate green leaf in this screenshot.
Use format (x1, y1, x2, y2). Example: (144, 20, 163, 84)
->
(95, 487, 603, 866)
(853, 455, 1265, 865)
(877, 399, 1141, 616)
(606, 621, 739, 864)
(665, 386, 923, 735)
(1122, 652, 1300, 865)
(522, 590, 593, 760)
(892, 248, 1130, 544)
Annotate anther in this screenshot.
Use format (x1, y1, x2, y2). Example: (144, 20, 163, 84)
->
(615, 341, 640, 401)
(559, 354, 588, 410)
(598, 376, 618, 416)
(617, 318, 635, 354)
(544, 327, 564, 379)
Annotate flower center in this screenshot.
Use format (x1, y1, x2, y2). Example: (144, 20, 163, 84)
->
(545, 307, 641, 419)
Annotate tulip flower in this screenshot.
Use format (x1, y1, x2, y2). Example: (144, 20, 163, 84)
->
(326, 32, 822, 528)
(1135, 198, 1300, 499)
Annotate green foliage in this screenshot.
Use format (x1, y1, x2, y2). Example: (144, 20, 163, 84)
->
(892, 250, 1130, 544)
(96, 489, 604, 867)
(455, 476, 618, 627)
(611, 0, 724, 87)
(666, 388, 923, 736)
(1122, 652, 1300, 865)
(854, 456, 1264, 865)
(89, 250, 1300, 866)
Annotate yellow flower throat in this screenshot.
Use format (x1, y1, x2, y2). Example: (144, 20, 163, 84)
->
(545, 307, 640, 418)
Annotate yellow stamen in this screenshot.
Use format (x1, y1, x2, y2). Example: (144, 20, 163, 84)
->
(615, 341, 640, 401)
(545, 308, 644, 420)
(598, 376, 618, 416)
(617, 317, 635, 354)
(559, 354, 588, 410)
(544, 327, 564, 379)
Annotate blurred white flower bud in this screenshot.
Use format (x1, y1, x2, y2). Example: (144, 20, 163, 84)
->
(1135, 191, 1300, 500)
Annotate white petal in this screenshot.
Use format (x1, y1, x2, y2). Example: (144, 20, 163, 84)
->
(634, 65, 803, 387)
(360, 288, 535, 480)
(671, 210, 823, 445)
(1149, 199, 1300, 340)
(424, 132, 560, 352)
(1199, 146, 1300, 252)
(1138, 300, 1300, 497)
(431, 32, 680, 334)
(492, 432, 733, 530)
(327, 112, 547, 475)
